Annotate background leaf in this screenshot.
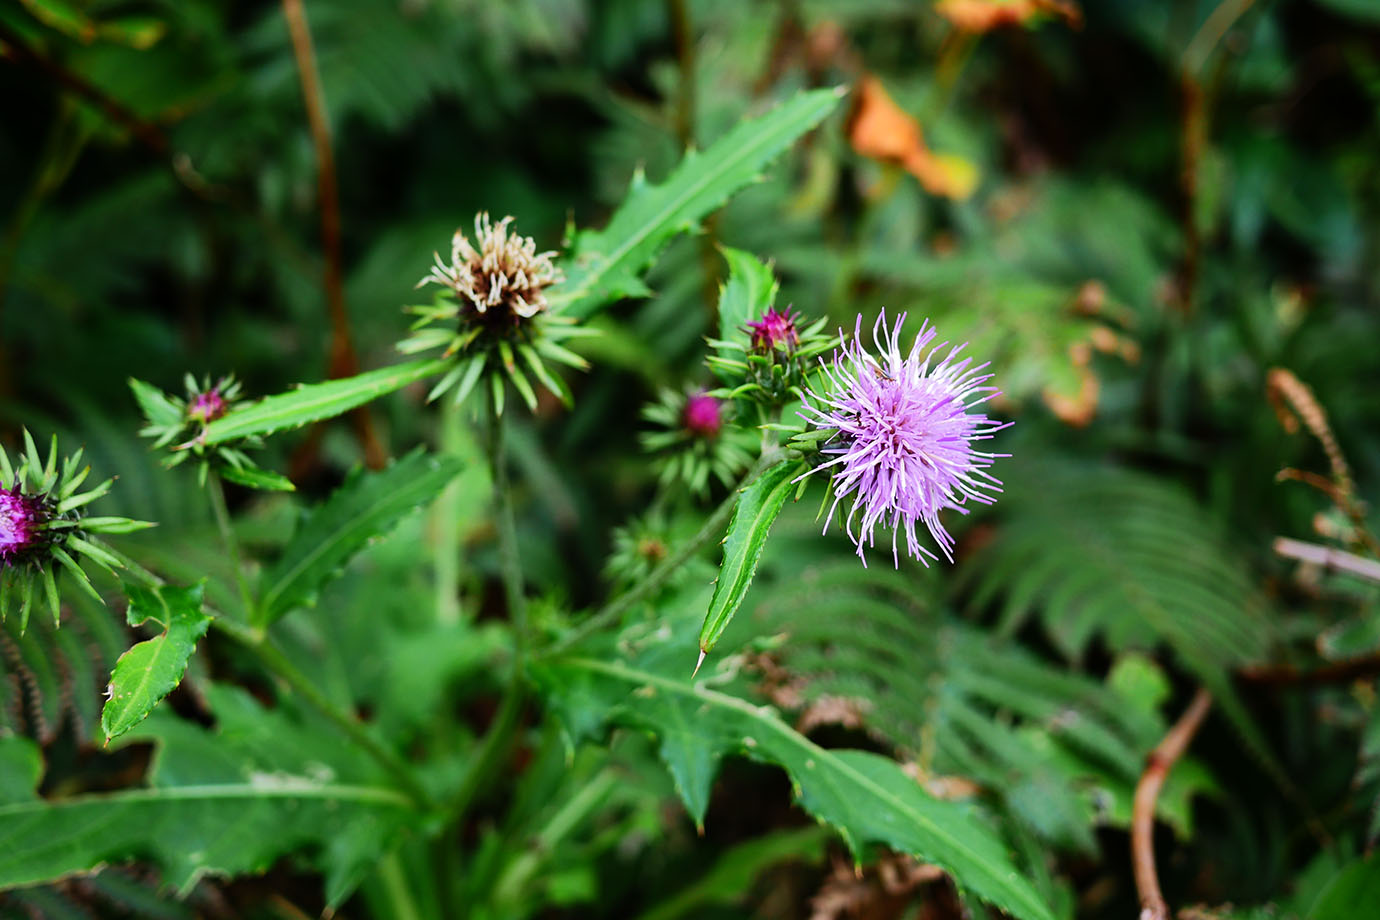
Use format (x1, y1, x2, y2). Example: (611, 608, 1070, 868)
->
(257, 449, 464, 625)
(0, 683, 415, 908)
(553, 88, 844, 318)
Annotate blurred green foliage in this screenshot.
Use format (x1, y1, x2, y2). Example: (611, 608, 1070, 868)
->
(3, 0, 1380, 917)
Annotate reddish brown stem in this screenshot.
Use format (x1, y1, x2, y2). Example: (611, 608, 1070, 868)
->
(281, 0, 386, 470)
(1132, 688, 1212, 920)
(1239, 653, 1380, 688)
(0, 21, 169, 154)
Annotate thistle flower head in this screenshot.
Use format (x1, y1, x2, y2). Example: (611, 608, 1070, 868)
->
(405, 213, 590, 414)
(419, 213, 563, 323)
(1, 432, 154, 630)
(746, 307, 800, 353)
(642, 388, 756, 497)
(682, 392, 723, 438)
(131, 374, 291, 492)
(799, 312, 1008, 567)
(187, 387, 228, 424)
(0, 487, 45, 563)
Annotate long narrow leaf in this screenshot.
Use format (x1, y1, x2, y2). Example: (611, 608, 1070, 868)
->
(552, 88, 844, 318)
(699, 459, 799, 659)
(202, 358, 449, 445)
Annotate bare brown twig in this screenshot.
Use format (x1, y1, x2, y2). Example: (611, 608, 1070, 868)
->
(1132, 688, 1213, 920)
(281, 0, 386, 470)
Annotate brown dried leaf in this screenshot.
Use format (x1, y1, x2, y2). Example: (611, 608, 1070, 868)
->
(847, 76, 978, 199)
(1041, 341, 1099, 427)
(935, 0, 1082, 33)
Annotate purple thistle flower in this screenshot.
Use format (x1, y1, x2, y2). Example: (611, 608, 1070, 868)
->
(187, 388, 228, 424)
(0, 487, 43, 565)
(746, 307, 800, 352)
(683, 392, 723, 438)
(800, 311, 1009, 568)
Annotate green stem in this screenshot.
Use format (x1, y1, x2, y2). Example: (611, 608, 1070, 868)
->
(432, 395, 465, 626)
(206, 474, 257, 620)
(544, 450, 781, 657)
(444, 407, 528, 821)
(212, 615, 434, 809)
(376, 849, 426, 920)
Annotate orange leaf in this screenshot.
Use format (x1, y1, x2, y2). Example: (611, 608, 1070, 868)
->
(847, 76, 979, 199)
(935, 0, 1082, 33)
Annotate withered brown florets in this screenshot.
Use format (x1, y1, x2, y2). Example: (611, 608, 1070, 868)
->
(418, 213, 563, 335)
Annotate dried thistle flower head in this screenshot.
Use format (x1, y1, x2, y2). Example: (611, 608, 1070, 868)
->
(404, 213, 592, 415)
(419, 213, 563, 323)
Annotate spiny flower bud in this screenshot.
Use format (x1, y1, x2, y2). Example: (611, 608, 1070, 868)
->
(131, 374, 290, 492)
(1, 432, 154, 630)
(187, 387, 228, 424)
(746, 307, 800, 353)
(641, 388, 755, 497)
(682, 392, 723, 438)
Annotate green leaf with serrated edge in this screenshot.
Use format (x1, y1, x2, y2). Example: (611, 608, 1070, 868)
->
(128, 377, 183, 427)
(716, 246, 779, 346)
(699, 460, 799, 658)
(101, 581, 211, 742)
(201, 358, 449, 445)
(256, 449, 463, 625)
(0, 684, 415, 908)
(551, 88, 843, 318)
(219, 464, 296, 492)
(533, 651, 1056, 920)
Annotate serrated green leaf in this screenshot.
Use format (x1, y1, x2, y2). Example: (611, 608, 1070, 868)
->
(128, 378, 183, 428)
(101, 581, 211, 742)
(256, 449, 463, 625)
(552, 89, 843, 318)
(699, 460, 798, 658)
(0, 684, 415, 907)
(534, 650, 1056, 920)
(715, 246, 779, 346)
(202, 358, 449, 445)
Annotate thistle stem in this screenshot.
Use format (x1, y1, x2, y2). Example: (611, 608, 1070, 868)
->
(206, 474, 257, 622)
(432, 395, 465, 626)
(444, 407, 528, 823)
(544, 450, 781, 657)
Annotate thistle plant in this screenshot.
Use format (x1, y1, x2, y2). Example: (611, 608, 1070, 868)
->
(130, 374, 293, 491)
(0, 432, 152, 629)
(708, 304, 835, 409)
(796, 312, 1009, 567)
(403, 213, 593, 413)
(641, 388, 757, 496)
